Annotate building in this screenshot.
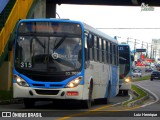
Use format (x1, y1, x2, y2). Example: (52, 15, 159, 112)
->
(152, 39, 160, 60)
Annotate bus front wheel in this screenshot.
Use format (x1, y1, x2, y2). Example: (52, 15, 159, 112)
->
(81, 84, 93, 109)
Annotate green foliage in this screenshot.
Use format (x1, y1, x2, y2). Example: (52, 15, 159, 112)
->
(132, 75, 150, 82)
(123, 84, 147, 106)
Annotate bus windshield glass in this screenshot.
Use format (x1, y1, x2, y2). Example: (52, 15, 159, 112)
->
(119, 46, 130, 79)
(15, 22, 82, 73)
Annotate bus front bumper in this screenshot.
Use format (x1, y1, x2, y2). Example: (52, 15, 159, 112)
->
(13, 83, 84, 100)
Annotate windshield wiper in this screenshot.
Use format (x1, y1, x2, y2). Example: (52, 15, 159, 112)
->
(52, 36, 66, 52)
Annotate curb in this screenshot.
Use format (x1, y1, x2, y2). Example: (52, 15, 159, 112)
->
(127, 85, 149, 107)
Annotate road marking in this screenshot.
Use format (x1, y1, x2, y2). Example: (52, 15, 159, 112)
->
(56, 101, 143, 120)
(56, 84, 158, 120)
(56, 104, 113, 120)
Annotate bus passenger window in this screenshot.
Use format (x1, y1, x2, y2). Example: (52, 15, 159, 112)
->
(94, 36, 97, 61)
(97, 37, 99, 62)
(99, 38, 102, 63)
(103, 40, 106, 63)
(107, 41, 109, 64)
(110, 43, 112, 64)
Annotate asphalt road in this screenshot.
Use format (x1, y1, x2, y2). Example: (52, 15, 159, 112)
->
(0, 77, 160, 120)
(134, 80, 160, 111)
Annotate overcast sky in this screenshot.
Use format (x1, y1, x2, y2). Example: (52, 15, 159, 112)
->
(56, 4, 160, 51)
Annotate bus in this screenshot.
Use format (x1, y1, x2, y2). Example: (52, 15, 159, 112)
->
(13, 19, 119, 108)
(118, 44, 133, 96)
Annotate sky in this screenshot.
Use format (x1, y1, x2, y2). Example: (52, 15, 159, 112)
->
(56, 4, 160, 51)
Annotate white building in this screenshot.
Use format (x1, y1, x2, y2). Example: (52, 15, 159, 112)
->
(152, 39, 160, 60)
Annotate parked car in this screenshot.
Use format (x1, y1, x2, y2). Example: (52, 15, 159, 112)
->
(150, 71, 160, 81)
(145, 67, 153, 72)
(132, 70, 142, 77)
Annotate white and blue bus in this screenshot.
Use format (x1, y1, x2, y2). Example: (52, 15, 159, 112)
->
(118, 44, 134, 96)
(13, 19, 119, 108)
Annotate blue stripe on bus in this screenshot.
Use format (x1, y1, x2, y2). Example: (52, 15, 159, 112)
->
(13, 69, 84, 89)
(105, 65, 118, 98)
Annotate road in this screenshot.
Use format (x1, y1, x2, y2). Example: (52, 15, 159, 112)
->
(134, 80, 160, 111)
(0, 79, 160, 120)
(0, 95, 129, 118)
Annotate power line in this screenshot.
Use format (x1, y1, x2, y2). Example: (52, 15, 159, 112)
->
(96, 28, 160, 29)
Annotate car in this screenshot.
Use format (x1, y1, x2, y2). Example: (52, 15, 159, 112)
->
(145, 67, 153, 72)
(132, 70, 142, 77)
(133, 68, 141, 72)
(150, 71, 160, 81)
(145, 63, 150, 67)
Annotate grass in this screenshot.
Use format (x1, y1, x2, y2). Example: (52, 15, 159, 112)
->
(132, 75, 150, 82)
(123, 84, 147, 106)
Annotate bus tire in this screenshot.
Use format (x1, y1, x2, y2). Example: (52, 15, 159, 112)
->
(24, 98, 35, 108)
(117, 90, 123, 96)
(123, 90, 128, 96)
(81, 83, 93, 109)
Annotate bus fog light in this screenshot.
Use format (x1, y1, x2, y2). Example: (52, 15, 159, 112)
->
(124, 77, 131, 83)
(66, 76, 83, 88)
(13, 74, 29, 87)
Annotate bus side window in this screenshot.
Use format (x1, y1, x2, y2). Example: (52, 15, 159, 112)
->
(94, 36, 97, 61)
(117, 45, 119, 65)
(113, 44, 115, 65)
(97, 37, 99, 62)
(99, 37, 102, 63)
(103, 40, 106, 64)
(89, 34, 93, 61)
(106, 41, 109, 63)
(110, 42, 113, 64)
(102, 39, 104, 63)
(87, 33, 93, 61)
(85, 34, 89, 61)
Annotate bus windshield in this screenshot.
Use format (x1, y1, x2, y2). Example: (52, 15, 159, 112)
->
(15, 22, 82, 73)
(119, 46, 130, 79)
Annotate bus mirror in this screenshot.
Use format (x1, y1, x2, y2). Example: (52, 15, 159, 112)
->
(131, 55, 134, 61)
(87, 34, 93, 48)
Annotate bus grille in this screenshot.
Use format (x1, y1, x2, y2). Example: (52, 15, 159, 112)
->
(35, 90, 59, 95)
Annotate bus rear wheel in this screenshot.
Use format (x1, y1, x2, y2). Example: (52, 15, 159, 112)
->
(24, 98, 35, 108)
(123, 90, 128, 96)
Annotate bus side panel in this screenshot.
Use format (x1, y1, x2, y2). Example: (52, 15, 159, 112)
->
(109, 65, 119, 97)
(82, 65, 92, 100)
(85, 61, 110, 100)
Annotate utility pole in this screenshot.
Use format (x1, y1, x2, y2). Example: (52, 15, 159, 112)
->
(150, 45, 152, 58)
(141, 41, 144, 48)
(134, 39, 137, 58)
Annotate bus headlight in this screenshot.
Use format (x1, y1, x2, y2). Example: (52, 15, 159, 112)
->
(124, 77, 131, 83)
(13, 75, 29, 87)
(66, 76, 83, 88)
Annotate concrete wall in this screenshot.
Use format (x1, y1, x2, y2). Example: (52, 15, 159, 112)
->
(32, 0, 56, 18)
(32, 0, 46, 18)
(0, 62, 10, 91)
